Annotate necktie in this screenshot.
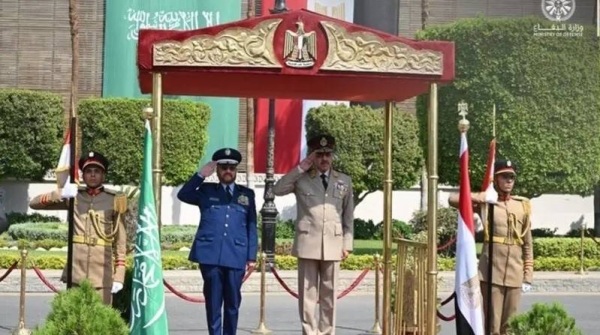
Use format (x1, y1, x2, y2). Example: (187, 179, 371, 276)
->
(321, 174, 328, 190)
(226, 185, 233, 202)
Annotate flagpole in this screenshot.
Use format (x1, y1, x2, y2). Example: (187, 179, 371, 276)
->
(485, 104, 497, 335)
(66, 117, 77, 289)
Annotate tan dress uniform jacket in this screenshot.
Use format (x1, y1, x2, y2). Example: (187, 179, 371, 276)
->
(449, 191, 533, 335)
(273, 166, 354, 335)
(273, 167, 354, 260)
(29, 187, 127, 305)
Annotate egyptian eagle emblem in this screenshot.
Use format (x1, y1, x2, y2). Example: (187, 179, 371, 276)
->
(284, 21, 317, 68)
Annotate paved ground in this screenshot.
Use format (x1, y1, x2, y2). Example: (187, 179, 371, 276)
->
(0, 292, 597, 334)
(3, 269, 600, 294)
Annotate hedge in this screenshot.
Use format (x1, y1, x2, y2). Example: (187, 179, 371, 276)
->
(0, 89, 64, 180)
(415, 17, 600, 197)
(305, 104, 423, 208)
(1, 251, 598, 272)
(78, 98, 211, 186)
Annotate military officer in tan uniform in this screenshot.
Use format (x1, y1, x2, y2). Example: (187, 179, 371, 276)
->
(449, 159, 533, 335)
(273, 134, 354, 335)
(29, 151, 127, 305)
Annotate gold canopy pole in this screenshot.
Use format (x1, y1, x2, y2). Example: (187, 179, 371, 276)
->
(152, 72, 163, 230)
(382, 101, 394, 335)
(426, 83, 439, 335)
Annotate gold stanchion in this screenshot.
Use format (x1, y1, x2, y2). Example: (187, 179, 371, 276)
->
(382, 100, 394, 335)
(151, 72, 163, 231)
(11, 249, 31, 335)
(252, 252, 272, 335)
(578, 223, 587, 275)
(426, 83, 439, 335)
(368, 254, 382, 334)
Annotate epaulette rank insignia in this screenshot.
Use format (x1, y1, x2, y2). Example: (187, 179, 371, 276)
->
(114, 193, 128, 214)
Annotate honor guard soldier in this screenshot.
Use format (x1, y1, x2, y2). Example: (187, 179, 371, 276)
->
(273, 134, 354, 335)
(29, 151, 127, 305)
(177, 148, 258, 335)
(449, 159, 533, 335)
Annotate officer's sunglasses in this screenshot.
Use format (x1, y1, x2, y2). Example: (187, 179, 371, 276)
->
(218, 164, 237, 171)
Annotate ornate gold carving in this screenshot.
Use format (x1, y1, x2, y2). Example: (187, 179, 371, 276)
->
(284, 21, 317, 68)
(320, 21, 443, 75)
(153, 19, 283, 68)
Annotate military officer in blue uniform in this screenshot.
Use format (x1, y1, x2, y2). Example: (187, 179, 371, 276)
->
(177, 148, 258, 335)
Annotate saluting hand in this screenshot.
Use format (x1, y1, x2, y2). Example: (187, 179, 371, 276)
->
(198, 161, 217, 178)
(299, 152, 316, 171)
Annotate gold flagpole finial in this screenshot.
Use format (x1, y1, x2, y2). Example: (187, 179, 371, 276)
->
(458, 100, 470, 132)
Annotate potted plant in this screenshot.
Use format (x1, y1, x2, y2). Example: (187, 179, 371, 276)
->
(33, 280, 129, 334)
(508, 302, 583, 335)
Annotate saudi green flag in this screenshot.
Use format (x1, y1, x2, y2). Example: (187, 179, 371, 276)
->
(130, 120, 169, 334)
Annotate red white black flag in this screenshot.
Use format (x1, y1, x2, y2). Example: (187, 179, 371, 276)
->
(454, 131, 485, 335)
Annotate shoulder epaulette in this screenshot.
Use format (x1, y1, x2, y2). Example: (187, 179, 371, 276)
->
(113, 192, 128, 214)
(511, 195, 530, 202)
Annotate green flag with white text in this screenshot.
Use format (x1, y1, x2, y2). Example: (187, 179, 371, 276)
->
(129, 120, 169, 334)
(103, 0, 242, 165)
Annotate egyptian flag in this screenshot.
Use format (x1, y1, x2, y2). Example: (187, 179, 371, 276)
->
(454, 131, 485, 335)
(254, 0, 307, 174)
(254, 0, 355, 173)
(299, 0, 354, 160)
(55, 129, 80, 188)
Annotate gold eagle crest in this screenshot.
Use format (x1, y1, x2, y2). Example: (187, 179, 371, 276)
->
(284, 21, 317, 68)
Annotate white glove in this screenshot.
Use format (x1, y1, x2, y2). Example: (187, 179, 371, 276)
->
(521, 283, 532, 293)
(61, 183, 78, 199)
(485, 187, 498, 204)
(111, 281, 124, 294)
(473, 213, 483, 232)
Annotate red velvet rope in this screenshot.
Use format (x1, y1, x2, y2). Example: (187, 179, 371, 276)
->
(0, 261, 19, 283)
(437, 309, 456, 322)
(437, 237, 457, 251)
(268, 264, 370, 301)
(32, 266, 60, 293)
(162, 267, 255, 303)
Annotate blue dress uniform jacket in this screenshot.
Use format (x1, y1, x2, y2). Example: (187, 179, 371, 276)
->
(178, 173, 258, 335)
(177, 174, 258, 269)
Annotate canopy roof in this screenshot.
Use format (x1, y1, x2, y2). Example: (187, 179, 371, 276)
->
(137, 9, 455, 102)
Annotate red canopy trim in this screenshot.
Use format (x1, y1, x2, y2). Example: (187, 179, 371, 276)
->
(137, 9, 455, 101)
(152, 19, 284, 69)
(319, 21, 443, 75)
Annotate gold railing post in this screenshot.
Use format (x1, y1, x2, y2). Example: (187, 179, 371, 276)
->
(151, 72, 163, 231)
(252, 252, 272, 334)
(578, 223, 587, 275)
(426, 83, 439, 335)
(382, 100, 394, 335)
(368, 254, 382, 334)
(11, 248, 31, 335)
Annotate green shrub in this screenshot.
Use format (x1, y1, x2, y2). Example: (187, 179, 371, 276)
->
(6, 212, 62, 226)
(508, 302, 582, 335)
(416, 17, 600, 197)
(373, 220, 413, 240)
(533, 238, 600, 259)
(410, 207, 458, 257)
(78, 98, 211, 186)
(0, 89, 64, 180)
(33, 280, 129, 335)
(354, 219, 378, 240)
(8, 222, 66, 241)
(531, 228, 558, 238)
(305, 104, 423, 209)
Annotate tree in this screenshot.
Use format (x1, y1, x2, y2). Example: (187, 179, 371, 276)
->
(305, 104, 423, 209)
(415, 17, 600, 197)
